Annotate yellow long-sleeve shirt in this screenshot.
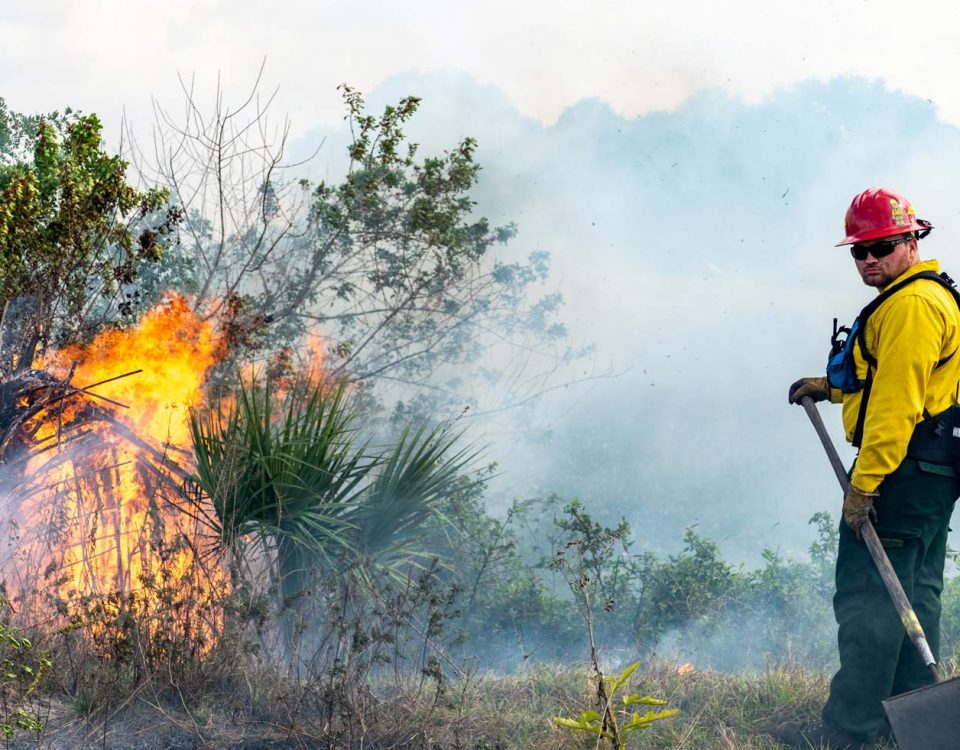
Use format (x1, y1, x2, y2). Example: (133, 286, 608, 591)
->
(835, 259, 960, 493)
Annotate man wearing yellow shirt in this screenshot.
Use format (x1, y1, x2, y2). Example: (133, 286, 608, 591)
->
(779, 188, 960, 749)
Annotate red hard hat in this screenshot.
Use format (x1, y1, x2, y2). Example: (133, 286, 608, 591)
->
(836, 187, 933, 246)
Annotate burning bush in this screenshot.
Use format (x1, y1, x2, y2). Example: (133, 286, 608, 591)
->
(0, 294, 475, 732)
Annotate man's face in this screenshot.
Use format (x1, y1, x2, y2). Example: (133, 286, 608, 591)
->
(851, 234, 919, 288)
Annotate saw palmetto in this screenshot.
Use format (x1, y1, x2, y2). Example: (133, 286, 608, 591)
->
(186, 373, 474, 596)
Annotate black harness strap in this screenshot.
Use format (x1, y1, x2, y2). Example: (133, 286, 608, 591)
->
(852, 369, 873, 449)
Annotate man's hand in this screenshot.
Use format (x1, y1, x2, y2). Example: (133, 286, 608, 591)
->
(788, 376, 831, 405)
(843, 484, 878, 539)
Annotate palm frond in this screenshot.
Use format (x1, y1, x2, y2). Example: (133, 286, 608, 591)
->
(187, 375, 371, 567)
(185, 372, 479, 603)
(352, 424, 478, 568)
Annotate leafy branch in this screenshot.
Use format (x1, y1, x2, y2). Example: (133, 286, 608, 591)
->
(550, 501, 677, 748)
(553, 661, 678, 747)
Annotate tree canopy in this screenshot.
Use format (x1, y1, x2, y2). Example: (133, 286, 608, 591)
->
(0, 100, 180, 372)
(137, 82, 570, 411)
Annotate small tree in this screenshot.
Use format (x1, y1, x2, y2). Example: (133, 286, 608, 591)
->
(549, 501, 677, 748)
(137, 76, 572, 409)
(0, 102, 180, 371)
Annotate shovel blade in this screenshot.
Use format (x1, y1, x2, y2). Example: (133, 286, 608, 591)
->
(882, 675, 960, 750)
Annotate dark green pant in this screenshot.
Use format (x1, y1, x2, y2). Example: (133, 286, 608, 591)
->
(822, 458, 958, 742)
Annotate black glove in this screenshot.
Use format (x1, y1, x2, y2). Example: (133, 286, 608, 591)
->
(788, 376, 830, 405)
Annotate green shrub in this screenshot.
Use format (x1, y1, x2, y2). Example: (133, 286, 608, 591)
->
(0, 611, 49, 738)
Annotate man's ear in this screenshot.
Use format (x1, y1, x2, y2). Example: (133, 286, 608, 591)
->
(908, 237, 920, 260)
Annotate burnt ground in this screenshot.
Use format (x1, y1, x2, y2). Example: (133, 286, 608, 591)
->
(4, 700, 311, 750)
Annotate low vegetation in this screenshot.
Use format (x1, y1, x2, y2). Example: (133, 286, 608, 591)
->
(0, 473, 953, 747)
(8, 658, 916, 748)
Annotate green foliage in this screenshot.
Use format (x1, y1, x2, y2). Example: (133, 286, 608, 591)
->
(547, 507, 677, 749)
(553, 661, 678, 747)
(189, 376, 363, 565)
(545, 500, 652, 634)
(432, 497, 843, 671)
(297, 85, 554, 384)
(660, 515, 838, 670)
(0, 105, 180, 367)
(808, 511, 838, 593)
(187, 373, 475, 601)
(941, 568, 960, 661)
(0, 99, 61, 164)
(637, 528, 736, 647)
(353, 423, 476, 567)
(437, 488, 580, 663)
(0, 610, 49, 738)
(152, 83, 568, 404)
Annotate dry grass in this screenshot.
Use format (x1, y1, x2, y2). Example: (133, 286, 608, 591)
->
(328, 659, 900, 750)
(5, 658, 928, 748)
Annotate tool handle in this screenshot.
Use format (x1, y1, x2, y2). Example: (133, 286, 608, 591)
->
(800, 396, 940, 681)
(801, 396, 850, 489)
(861, 524, 938, 679)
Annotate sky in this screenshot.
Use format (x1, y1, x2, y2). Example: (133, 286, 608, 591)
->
(3, 1, 960, 139)
(4, 2, 960, 562)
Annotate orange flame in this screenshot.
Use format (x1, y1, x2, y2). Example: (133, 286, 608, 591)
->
(2, 296, 225, 652)
(41, 295, 219, 447)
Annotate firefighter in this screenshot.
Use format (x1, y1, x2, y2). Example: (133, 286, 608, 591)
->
(778, 188, 960, 749)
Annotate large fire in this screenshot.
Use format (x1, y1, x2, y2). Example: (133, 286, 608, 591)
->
(0, 296, 225, 651)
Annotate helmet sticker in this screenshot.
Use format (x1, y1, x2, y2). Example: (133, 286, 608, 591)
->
(890, 198, 906, 226)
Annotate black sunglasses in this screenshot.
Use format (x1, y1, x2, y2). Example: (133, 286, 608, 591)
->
(850, 236, 910, 261)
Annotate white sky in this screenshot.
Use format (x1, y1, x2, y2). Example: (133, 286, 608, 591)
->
(2, 0, 960, 139)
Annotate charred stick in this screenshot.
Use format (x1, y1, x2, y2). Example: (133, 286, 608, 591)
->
(0, 368, 143, 460)
(55, 384, 129, 410)
(55, 362, 79, 448)
(24, 461, 133, 496)
(77, 369, 143, 392)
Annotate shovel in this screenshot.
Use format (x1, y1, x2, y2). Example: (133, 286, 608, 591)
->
(801, 396, 960, 750)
